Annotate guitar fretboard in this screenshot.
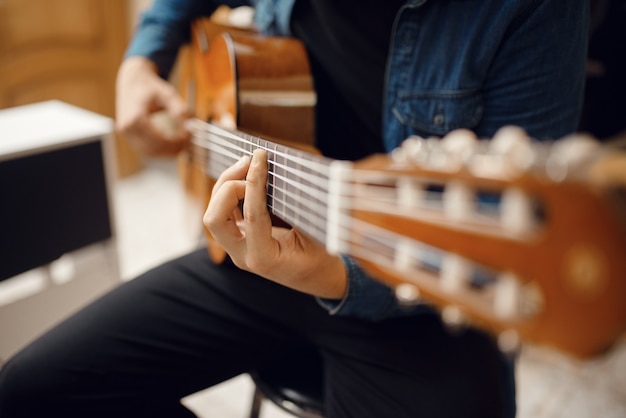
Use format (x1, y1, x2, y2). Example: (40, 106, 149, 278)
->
(188, 119, 347, 247)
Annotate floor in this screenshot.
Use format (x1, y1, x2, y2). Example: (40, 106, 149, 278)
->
(2, 156, 625, 417)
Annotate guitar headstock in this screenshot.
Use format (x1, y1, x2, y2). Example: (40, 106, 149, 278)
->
(345, 126, 626, 358)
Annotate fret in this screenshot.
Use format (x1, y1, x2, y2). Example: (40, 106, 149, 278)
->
(244, 132, 252, 157)
(272, 143, 285, 219)
(189, 119, 333, 244)
(275, 156, 332, 240)
(326, 160, 352, 254)
(266, 144, 276, 215)
(294, 150, 303, 232)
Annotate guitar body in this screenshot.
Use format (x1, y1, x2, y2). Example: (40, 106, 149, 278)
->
(177, 17, 316, 262)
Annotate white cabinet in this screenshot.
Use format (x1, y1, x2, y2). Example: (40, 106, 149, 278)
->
(0, 101, 121, 361)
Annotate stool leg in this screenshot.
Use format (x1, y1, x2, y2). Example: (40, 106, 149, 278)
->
(249, 386, 264, 418)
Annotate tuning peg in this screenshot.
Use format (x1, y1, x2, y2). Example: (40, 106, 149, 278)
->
(546, 133, 600, 182)
(500, 187, 535, 235)
(467, 126, 534, 178)
(394, 238, 418, 271)
(493, 272, 521, 320)
(441, 305, 467, 333)
(490, 126, 536, 173)
(392, 136, 425, 165)
(424, 137, 451, 169)
(397, 176, 425, 210)
(395, 135, 461, 170)
(440, 253, 471, 293)
(441, 129, 478, 168)
(497, 329, 521, 356)
(443, 181, 474, 222)
(490, 126, 529, 153)
(395, 283, 421, 306)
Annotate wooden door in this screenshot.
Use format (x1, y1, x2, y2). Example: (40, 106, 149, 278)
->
(0, 0, 142, 177)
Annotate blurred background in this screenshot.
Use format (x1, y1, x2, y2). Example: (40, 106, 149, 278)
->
(0, 0, 150, 177)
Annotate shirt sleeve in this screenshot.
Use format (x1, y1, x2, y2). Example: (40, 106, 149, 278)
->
(124, 0, 251, 78)
(316, 254, 433, 321)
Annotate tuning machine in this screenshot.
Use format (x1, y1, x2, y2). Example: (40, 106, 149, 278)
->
(497, 329, 521, 356)
(545, 133, 601, 182)
(466, 126, 536, 178)
(394, 283, 421, 307)
(393, 131, 478, 171)
(441, 305, 467, 334)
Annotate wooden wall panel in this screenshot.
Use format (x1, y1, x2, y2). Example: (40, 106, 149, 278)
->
(1, 0, 103, 51)
(6, 78, 104, 112)
(0, 0, 142, 177)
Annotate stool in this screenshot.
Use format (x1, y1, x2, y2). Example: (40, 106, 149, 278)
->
(249, 347, 325, 418)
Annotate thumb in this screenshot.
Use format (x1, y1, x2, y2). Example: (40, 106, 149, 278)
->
(158, 83, 190, 123)
(151, 85, 191, 140)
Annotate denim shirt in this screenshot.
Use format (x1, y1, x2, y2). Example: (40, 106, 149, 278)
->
(126, 0, 589, 320)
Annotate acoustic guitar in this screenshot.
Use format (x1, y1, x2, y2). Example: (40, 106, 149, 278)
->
(176, 18, 626, 359)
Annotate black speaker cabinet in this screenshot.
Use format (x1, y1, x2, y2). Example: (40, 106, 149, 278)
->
(0, 101, 116, 281)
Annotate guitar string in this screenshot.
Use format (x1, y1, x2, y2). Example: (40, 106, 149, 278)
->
(187, 123, 512, 302)
(190, 127, 333, 197)
(189, 149, 331, 227)
(192, 141, 505, 224)
(190, 120, 502, 210)
(191, 138, 333, 235)
(190, 120, 333, 175)
(193, 138, 500, 216)
(188, 121, 510, 242)
(189, 126, 430, 263)
(189, 146, 507, 238)
(188, 123, 336, 240)
(193, 140, 331, 207)
(188, 134, 476, 278)
(190, 120, 556, 235)
(189, 122, 335, 211)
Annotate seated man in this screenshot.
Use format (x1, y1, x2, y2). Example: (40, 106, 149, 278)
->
(0, 1, 588, 417)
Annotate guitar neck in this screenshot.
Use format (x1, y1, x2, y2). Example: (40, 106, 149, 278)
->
(189, 119, 348, 247)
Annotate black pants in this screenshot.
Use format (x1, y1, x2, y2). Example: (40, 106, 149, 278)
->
(0, 249, 511, 417)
